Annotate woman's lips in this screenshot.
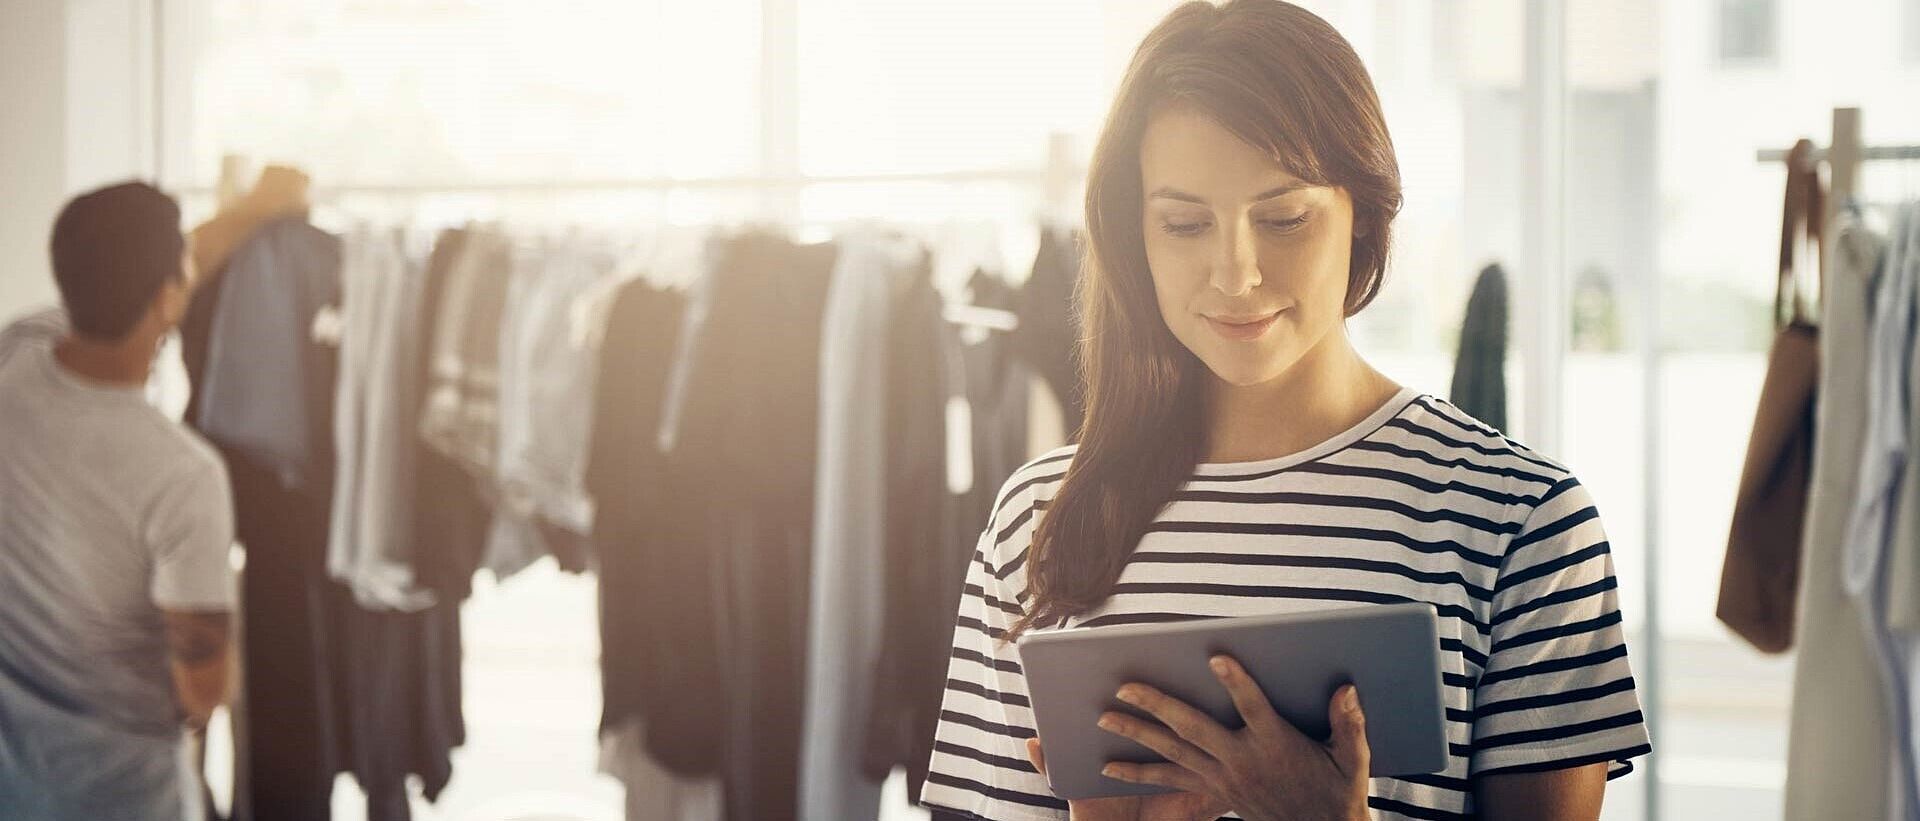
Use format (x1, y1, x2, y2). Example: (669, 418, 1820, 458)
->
(1204, 310, 1282, 342)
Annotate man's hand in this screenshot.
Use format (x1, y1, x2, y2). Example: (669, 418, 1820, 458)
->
(187, 164, 313, 281)
(240, 165, 312, 219)
(161, 609, 232, 731)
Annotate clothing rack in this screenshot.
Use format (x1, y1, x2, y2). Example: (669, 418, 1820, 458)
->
(1756, 145, 1920, 162)
(1752, 107, 1920, 320)
(201, 136, 1080, 334)
(195, 132, 1085, 218)
(1756, 107, 1920, 224)
(191, 167, 1059, 197)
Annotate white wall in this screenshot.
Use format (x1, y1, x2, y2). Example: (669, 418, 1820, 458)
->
(66, 0, 158, 193)
(0, 0, 165, 325)
(0, 0, 69, 322)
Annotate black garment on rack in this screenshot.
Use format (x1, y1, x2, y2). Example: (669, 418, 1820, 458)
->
(868, 268, 1034, 801)
(861, 265, 949, 793)
(587, 278, 687, 740)
(1013, 226, 1084, 438)
(327, 591, 463, 821)
(187, 223, 472, 821)
(322, 225, 472, 821)
(1449, 262, 1510, 431)
(412, 229, 492, 600)
(182, 220, 343, 821)
(647, 233, 838, 821)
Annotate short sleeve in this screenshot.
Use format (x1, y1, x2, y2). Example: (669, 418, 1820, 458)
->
(920, 476, 1070, 820)
(1472, 476, 1652, 779)
(146, 455, 237, 611)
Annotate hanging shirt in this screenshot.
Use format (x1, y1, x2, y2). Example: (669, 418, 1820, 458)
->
(328, 229, 434, 611)
(0, 309, 233, 820)
(1842, 203, 1920, 821)
(1785, 206, 1897, 821)
(418, 227, 514, 478)
(485, 239, 617, 579)
(195, 219, 342, 491)
(922, 389, 1651, 821)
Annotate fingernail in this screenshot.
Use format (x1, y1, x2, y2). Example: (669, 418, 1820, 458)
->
(1342, 686, 1360, 711)
(1097, 715, 1117, 731)
(1210, 656, 1230, 676)
(1101, 764, 1123, 779)
(1115, 687, 1138, 704)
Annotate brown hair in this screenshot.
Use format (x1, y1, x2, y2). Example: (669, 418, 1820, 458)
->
(1009, 0, 1402, 639)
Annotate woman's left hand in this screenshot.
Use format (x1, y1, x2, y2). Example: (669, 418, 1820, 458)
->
(1096, 655, 1373, 821)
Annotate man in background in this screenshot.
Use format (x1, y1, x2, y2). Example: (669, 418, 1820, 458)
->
(0, 175, 304, 820)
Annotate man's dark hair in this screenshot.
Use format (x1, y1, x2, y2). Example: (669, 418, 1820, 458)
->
(49, 181, 186, 340)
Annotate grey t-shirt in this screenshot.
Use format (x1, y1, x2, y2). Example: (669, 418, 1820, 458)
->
(0, 308, 234, 819)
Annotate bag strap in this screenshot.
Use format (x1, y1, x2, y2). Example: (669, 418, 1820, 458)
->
(1777, 139, 1825, 329)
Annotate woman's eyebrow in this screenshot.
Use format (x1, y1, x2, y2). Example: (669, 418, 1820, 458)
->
(1146, 182, 1309, 205)
(1251, 182, 1309, 202)
(1147, 186, 1208, 205)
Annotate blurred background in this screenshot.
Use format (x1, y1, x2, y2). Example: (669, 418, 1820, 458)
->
(3, 1, 1920, 820)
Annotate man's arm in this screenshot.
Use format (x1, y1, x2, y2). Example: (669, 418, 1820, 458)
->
(1476, 763, 1608, 821)
(161, 609, 232, 731)
(186, 165, 310, 279)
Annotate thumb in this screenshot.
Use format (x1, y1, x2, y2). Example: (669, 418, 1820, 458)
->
(1026, 737, 1048, 776)
(1327, 685, 1371, 778)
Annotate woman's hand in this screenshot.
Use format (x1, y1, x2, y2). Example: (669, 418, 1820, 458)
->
(1095, 655, 1373, 821)
(1025, 736, 1229, 821)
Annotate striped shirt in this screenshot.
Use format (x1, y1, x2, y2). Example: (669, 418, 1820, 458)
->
(920, 388, 1651, 821)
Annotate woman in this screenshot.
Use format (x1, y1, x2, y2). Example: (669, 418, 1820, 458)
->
(920, 2, 1651, 820)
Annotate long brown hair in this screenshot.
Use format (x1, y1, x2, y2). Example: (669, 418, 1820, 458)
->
(1009, 0, 1402, 640)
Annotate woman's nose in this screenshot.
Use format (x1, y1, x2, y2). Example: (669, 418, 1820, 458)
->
(1209, 218, 1262, 297)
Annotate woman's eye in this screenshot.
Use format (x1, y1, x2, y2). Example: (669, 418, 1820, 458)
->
(1258, 214, 1310, 233)
(1160, 220, 1211, 237)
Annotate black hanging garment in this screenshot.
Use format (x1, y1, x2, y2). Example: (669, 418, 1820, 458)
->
(865, 267, 1034, 802)
(586, 278, 688, 742)
(326, 227, 473, 821)
(188, 223, 474, 821)
(1448, 262, 1510, 431)
(1013, 226, 1084, 439)
(920, 271, 1038, 821)
(411, 230, 493, 600)
(861, 264, 948, 790)
(182, 219, 344, 821)
(646, 233, 838, 821)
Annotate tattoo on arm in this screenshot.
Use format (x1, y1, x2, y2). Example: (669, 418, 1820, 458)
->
(162, 611, 231, 666)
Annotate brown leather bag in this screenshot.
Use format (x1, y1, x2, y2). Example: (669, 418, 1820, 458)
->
(1716, 139, 1823, 654)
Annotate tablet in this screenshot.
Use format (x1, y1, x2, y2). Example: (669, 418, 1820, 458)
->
(1015, 602, 1449, 800)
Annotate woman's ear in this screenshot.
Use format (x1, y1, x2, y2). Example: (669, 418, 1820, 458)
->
(1352, 217, 1371, 239)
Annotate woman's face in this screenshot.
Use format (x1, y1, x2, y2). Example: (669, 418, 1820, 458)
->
(1139, 105, 1357, 388)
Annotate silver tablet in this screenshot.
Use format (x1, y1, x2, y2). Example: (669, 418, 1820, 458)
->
(1015, 602, 1449, 800)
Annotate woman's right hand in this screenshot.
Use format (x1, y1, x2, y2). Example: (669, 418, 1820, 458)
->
(1026, 737, 1229, 821)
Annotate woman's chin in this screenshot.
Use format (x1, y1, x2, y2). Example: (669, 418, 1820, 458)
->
(1202, 358, 1293, 389)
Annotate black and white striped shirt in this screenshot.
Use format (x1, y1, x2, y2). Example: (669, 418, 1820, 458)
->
(920, 388, 1652, 821)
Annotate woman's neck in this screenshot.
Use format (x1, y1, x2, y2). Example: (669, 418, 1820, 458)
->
(1202, 326, 1400, 464)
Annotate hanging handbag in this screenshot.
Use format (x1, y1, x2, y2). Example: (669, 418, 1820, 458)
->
(1716, 139, 1823, 654)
